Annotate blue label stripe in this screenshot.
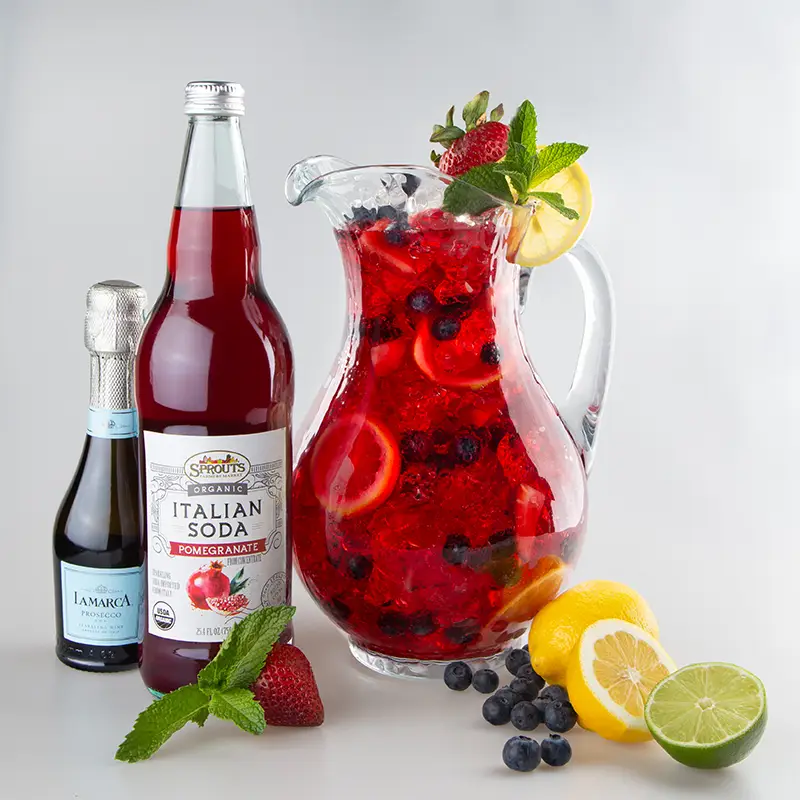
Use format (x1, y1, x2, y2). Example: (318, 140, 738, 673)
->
(87, 408, 138, 439)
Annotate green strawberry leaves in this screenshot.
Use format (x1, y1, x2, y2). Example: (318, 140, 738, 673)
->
(116, 605, 295, 763)
(438, 97, 588, 219)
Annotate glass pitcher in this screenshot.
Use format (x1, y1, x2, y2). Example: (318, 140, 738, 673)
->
(286, 156, 614, 678)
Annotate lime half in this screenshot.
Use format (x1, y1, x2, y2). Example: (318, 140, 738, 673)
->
(644, 662, 767, 769)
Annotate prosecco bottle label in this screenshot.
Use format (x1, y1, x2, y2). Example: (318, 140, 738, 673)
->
(60, 563, 144, 646)
(143, 429, 288, 642)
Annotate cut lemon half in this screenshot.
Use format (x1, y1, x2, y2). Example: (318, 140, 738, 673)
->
(645, 663, 767, 769)
(511, 162, 592, 268)
(566, 618, 677, 743)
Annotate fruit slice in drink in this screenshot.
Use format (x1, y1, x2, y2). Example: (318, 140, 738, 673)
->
(310, 415, 400, 517)
(492, 555, 568, 624)
(645, 663, 767, 769)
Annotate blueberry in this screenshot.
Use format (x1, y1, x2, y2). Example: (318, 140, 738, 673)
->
(443, 660, 473, 691)
(516, 664, 545, 694)
(384, 224, 408, 245)
(346, 554, 373, 580)
(488, 529, 516, 559)
(453, 433, 481, 465)
(480, 342, 501, 365)
(511, 700, 542, 731)
(408, 611, 437, 636)
(329, 597, 351, 620)
(522, 644, 529, 653)
(442, 533, 471, 566)
(532, 698, 550, 718)
(444, 619, 480, 645)
(377, 611, 408, 636)
(482, 696, 512, 726)
(541, 734, 572, 767)
(406, 287, 436, 314)
(505, 648, 531, 676)
(502, 735, 541, 772)
(347, 205, 377, 226)
(431, 316, 461, 341)
(361, 315, 401, 345)
(494, 687, 523, 708)
(510, 677, 538, 701)
(544, 701, 578, 733)
(400, 430, 433, 462)
(472, 669, 500, 694)
(376, 204, 399, 221)
(539, 685, 570, 705)
(402, 173, 421, 196)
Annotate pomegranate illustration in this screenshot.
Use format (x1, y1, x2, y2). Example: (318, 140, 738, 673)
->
(206, 594, 249, 615)
(186, 561, 231, 610)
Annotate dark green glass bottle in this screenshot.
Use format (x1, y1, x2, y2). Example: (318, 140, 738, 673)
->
(53, 281, 147, 671)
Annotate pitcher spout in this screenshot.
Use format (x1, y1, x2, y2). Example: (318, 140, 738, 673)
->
(284, 155, 356, 206)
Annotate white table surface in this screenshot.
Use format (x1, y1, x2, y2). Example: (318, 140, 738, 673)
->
(1, 574, 791, 800)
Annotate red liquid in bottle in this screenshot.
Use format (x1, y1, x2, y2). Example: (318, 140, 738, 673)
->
(136, 90, 293, 695)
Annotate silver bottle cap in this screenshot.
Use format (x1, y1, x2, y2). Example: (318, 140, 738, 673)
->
(184, 81, 245, 116)
(85, 280, 148, 355)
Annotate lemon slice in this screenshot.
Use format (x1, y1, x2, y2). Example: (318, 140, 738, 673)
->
(566, 618, 677, 743)
(493, 555, 569, 624)
(513, 162, 592, 268)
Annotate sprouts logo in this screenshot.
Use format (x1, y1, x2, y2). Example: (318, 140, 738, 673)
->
(184, 451, 251, 496)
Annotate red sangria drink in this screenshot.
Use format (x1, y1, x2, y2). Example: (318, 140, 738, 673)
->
(137, 83, 293, 696)
(288, 158, 611, 677)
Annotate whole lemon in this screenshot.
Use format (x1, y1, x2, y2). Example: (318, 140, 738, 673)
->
(527, 580, 659, 686)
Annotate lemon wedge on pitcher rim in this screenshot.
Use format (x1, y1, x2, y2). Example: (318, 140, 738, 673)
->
(566, 618, 677, 743)
(509, 162, 592, 268)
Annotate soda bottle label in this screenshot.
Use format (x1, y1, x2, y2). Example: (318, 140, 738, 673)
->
(143, 429, 288, 642)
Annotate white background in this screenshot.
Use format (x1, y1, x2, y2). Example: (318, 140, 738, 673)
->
(0, 0, 794, 797)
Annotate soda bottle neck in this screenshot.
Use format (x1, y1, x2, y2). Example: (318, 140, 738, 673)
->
(176, 116, 251, 208)
(169, 116, 260, 300)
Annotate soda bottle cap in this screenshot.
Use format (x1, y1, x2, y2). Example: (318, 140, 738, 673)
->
(184, 81, 245, 116)
(85, 280, 148, 355)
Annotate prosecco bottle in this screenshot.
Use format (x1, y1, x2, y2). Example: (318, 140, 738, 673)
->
(53, 280, 148, 671)
(136, 81, 294, 696)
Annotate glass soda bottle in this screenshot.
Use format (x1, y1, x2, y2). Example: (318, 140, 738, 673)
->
(137, 81, 294, 695)
(54, 280, 148, 672)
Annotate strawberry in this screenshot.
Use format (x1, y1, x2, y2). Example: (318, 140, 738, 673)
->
(430, 91, 509, 177)
(251, 643, 324, 727)
(438, 121, 509, 176)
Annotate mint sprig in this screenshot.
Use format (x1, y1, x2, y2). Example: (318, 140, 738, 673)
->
(440, 99, 587, 217)
(115, 605, 295, 763)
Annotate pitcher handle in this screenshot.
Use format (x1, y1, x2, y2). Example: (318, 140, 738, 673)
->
(521, 240, 615, 475)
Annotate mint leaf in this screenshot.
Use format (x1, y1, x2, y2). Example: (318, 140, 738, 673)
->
(462, 91, 489, 130)
(191, 707, 210, 728)
(529, 142, 588, 187)
(197, 605, 295, 692)
(430, 125, 465, 145)
(116, 684, 210, 763)
(509, 100, 537, 153)
(530, 191, 580, 220)
(442, 164, 512, 216)
(495, 167, 528, 195)
(208, 688, 266, 736)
